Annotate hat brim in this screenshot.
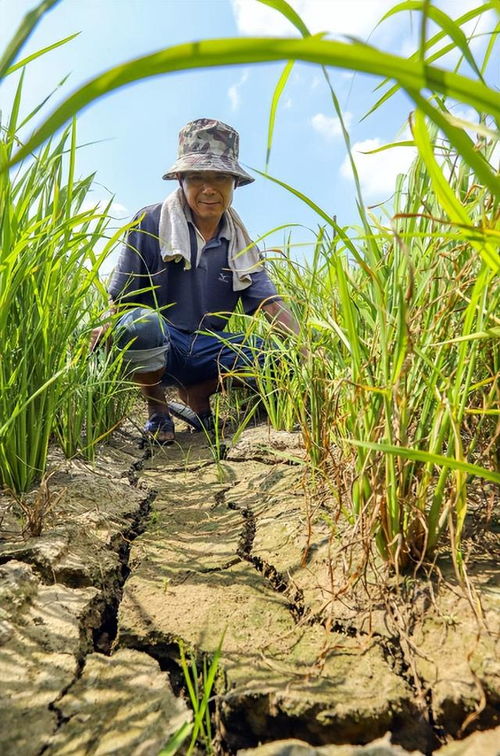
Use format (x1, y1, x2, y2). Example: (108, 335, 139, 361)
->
(162, 153, 254, 187)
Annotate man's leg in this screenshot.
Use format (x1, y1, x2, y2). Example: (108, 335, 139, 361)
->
(135, 368, 167, 414)
(178, 377, 219, 414)
(134, 368, 174, 443)
(173, 331, 263, 427)
(115, 308, 174, 442)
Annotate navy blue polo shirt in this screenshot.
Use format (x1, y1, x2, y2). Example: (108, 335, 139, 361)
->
(108, 203, 280, 332)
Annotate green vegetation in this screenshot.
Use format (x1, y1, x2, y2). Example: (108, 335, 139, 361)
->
(228, 119, 499, 571)
(220, 0, 500, 572)
(0, 71, 134, 492)
(0, 0, 498, 582)
(159, 639, 223, 756)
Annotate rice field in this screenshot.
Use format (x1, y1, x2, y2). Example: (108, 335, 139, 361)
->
(1, 2, 499, 754)
(0, 2, 498, 571)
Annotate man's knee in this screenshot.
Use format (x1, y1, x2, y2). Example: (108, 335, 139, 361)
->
(115, 307, 167, 350)
(114, 307, 170, 373)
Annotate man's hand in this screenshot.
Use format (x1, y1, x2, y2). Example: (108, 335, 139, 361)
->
(90, 300, 116, 352)
(89, 322, 112, 352)
(261, 300, 308, 358)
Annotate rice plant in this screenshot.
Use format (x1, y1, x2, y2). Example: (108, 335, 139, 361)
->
(221, 1, 499, 572)
(1, 0, 498, 569)
(55, 342, 134, 461)
(225, 123, 499, 571)
(158, 638, 223, 756)
(0, 69, 133, 491)
(219, 111, 498, 573)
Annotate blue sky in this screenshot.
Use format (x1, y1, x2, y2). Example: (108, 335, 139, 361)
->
(0, 0, 494, 267)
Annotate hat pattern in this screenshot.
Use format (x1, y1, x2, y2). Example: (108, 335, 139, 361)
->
(163, 119, 254, 186)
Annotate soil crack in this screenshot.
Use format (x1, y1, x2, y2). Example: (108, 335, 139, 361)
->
(229, 455, 302, 466)
(42, 447, 160, 753)
(92, 452, 157, 654)
(228, 500, 357, 629)
(37, 657, 88, 756)
(226, 497, 441, 751)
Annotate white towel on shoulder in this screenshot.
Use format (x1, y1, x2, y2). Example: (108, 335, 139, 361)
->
(158, 188, 262, 292)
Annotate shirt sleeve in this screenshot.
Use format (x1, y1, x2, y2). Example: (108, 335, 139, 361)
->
(107, 207, 158, 304)
(240, 268, 282, 315)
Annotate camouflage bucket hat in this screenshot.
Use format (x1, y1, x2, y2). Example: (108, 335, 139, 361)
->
(162, 118, 254, 186)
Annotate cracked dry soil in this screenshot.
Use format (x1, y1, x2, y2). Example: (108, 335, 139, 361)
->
(0, 423, 498, 756)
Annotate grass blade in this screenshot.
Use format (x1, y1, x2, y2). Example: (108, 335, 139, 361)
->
(257, 0, 311, 37)
(265, 60, 294, 170)
(0, 0, 61, 81)
(5, 33, 80, 77)
(348, 439, 500, 484)
(4, 36, 500, 171)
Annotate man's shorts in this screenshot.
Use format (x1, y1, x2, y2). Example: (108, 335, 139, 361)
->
(114, 307, 264, 388)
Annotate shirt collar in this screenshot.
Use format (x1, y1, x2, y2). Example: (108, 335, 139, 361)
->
(185, 208, 231, 245)
(184, 210, 230, 267)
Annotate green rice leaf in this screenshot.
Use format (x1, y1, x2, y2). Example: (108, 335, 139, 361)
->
(266, 60, 295, 170)
(157, 722, 193, 756)
(358, 140, 416, 154)
(382, 0, 485, 80)
(17, 74, 71, 131)
(257, 0, 311, 37)
(347, 440, 500, 484)
(431, 327, 500, 346)
(481, 20, 500, 74)
(0, 0, 61, 82)
(441, 114, 500, 141)
(411, 109, 499, 270)
(362, 41, 455, 121)
(4, 36, 500, 171)
(5, 33, 80, 76)
(367, 3, 495, 118)
(252, 167, 334, 226)
(7, 69, 25, 151)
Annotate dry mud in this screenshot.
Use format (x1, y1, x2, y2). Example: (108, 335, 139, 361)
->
(0, 421, 498, 755)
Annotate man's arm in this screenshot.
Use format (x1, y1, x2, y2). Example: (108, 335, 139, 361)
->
(261, 300, 300, 338)
(261, 300, 308, 358)
(89, 298, 116, 351)
(90, 207, 157, 351)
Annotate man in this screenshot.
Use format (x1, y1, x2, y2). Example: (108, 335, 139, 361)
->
(98, 118, 299, 443)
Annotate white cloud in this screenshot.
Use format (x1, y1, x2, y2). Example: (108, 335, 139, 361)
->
(81, 199, 129, 218)
(230, 0, 492, 68)
(108, 201, 129, 218)
(228, 84, 240, 110)
(230, 0, 399, 39)
(228, 69, 250, 111)
(395, 2, 496, 64)
(311, 112, 352, 139)
(340, 137, 417, 198)
(231, 0, 299, 36)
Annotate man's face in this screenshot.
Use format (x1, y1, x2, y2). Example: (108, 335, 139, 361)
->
(179, 171, 235, 225)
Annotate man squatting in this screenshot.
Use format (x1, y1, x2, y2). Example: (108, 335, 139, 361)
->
(92, 118, 300, 444)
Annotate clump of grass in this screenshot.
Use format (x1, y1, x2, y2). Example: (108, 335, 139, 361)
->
(159, 638, 223, 756)
(0, 67, 133, 492)
(213, 2, 499, 575)
(55, 340, 134, 461)
(8, 472, 65, 538)
(225, 118, 498, 574)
